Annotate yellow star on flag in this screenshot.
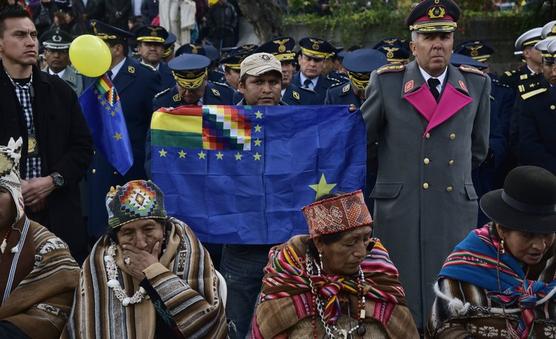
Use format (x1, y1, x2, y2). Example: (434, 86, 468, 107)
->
(158, 149, 168, 157)
(254, 124, 262, 132)
(178, 150, 187, 158)
(216, 152, 224, 160)
(254, 138, 262, 147)
(309, 174, 336, 200)
(113, 132, 122, 140)
(198, 151, 206, 159)
(235, 152, 243, 160)
(253, 152, 262, 161)
(255, 111, 263, 119)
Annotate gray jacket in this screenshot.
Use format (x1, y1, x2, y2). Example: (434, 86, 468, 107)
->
(42, 65, 84, 96)
(361, 60, 490, 328)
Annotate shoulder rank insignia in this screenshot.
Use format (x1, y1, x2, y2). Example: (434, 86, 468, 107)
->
(342, 83, 350, 93)
(377, 64, 405, 75)
(504, 70, 515, 77)
(154, 87, 171, 99)
(519, 74, 528, 80)
(293, 91, 300, 100)
(459, 65, 484, 76)
(520, 87, 548, 100)
(128, 65, 136, 73)
(211, 88, 221, 97)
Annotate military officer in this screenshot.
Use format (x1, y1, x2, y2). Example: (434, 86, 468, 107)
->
(135, 25, 175, 89)
(325, 48, 387, 107)
(39, 28, 84, 95)
(518, 39, 556, 174)
(291, 37, 339, 104)
(152, 53, 234, 110)
(454, 40, 494, 66)
(162, 32, 176, 63)
(255, 37, 313, 105)
(373, 37, 411, 64)
(86, 20, 161, 240)
(221, 44, 258, 91)
(499, 27, 543, 89)
(361, 0, 490, 329)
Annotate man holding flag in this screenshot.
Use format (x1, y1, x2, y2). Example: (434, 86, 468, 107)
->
(149, 52, 367, 339)
(84, 20, 160, 240)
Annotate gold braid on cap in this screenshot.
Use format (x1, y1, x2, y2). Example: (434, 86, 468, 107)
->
(172, 70, 208, 89)
(137, 36, 165, 43)
(409, 21, 457, 32)
(300, 47, 331, 59)
(348, 72, 370, 91)
(224, 63, 242, 70)
(275, 52, 296, 62)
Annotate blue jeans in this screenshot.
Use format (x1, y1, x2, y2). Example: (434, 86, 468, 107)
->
(220, 244, 272, 339)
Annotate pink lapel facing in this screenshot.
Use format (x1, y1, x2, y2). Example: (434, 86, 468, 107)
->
(424, 82, 472, 134)
(403, 84, 437, 122)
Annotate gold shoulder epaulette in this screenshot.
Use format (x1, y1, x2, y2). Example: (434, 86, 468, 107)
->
(520, 87, 548, 100)
(154, 87, 171, 98)
(376, 64, 405, 74)
(459, 65, 484, 76)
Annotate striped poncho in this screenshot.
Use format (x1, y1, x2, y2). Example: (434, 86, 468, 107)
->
(251, 235, 418, 338)
(64, 218, 227, 339)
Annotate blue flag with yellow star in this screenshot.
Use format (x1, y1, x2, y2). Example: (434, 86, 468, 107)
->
(79, 75, 133, 175)
(150, 105, 366, 244)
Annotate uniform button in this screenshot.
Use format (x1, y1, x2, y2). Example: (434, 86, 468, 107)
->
(448, 160, 455, 166)
(551, 105, 555, 110)
(446, 186, 453, 192)
(423, 182, 429, 189)
(113, 171, 118, 175)
(425, 132, 431, 139)
(92, 169, 96, 174)
(449, 133, 456, 140)
(423, 157, 430, 165)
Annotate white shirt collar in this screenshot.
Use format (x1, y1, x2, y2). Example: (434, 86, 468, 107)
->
(48, 67, 66, 78)
(110, 58, 127, 79)
(418, 65, 448, 93)
(299, 72, 318, 89)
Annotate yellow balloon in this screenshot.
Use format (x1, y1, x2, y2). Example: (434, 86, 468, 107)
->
(69, 35, 112, 77)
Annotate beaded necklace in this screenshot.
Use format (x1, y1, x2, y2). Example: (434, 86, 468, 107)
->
(104, 244, 147, 306)
(306, 252, 367, 338)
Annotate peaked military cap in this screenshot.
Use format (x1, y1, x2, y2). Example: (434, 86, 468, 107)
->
(373, 37, 411, 63)
(406, 0, 460, 33)
(90, 20, 133, 41)
(454, 40, 494, 63)
(546, 39, 556, 64)
(40, 28, 73, 50)
(220, 45, 257, 70)
(541, 20, 556, 39)
(136, 25, 168, 44)
(163, 32, 176, 58)
(514, 27, 543, 55)
(342, 48, 388, 90)
(169, 54, 211, 89)
(203, 42, 220, 62)
(175, 43, 206, 57)
(256, 37, 296, 62)
(450, 53, 487, 70)
(298, 37, 335, 59)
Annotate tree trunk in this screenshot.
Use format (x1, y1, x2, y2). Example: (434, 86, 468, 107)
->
(236, 0, 283, 42)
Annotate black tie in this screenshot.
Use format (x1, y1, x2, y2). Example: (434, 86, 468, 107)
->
(303, 78, 312, 89)
(107, 70, 113, 80)
(427, 78, 440, 102)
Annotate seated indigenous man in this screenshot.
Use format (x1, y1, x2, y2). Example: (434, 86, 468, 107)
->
(427, 166, 556, 339)
(0, 138, 79, 338)
(251, 190, 419, 338)
(64, 180, 227, 339)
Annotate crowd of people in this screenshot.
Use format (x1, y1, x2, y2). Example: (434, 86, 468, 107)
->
(0, 0, 556, 337)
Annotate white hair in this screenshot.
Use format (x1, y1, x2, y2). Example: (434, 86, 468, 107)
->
(411, 31, 418, 42)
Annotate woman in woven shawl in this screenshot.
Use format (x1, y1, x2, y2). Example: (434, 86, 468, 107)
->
(0, 138, 80, 339)
(427, 166, 556, 339)
(64, 180, 227, 339)
(251, 190, 418, 338)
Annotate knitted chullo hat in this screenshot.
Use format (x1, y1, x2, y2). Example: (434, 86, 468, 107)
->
(106, 180, 167, 229)
(0, 138, 24, 224)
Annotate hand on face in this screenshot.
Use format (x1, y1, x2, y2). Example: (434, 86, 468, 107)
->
(120, 241, 161, 280)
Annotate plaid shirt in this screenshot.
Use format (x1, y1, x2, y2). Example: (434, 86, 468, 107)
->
(7, 73, 42, 179)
